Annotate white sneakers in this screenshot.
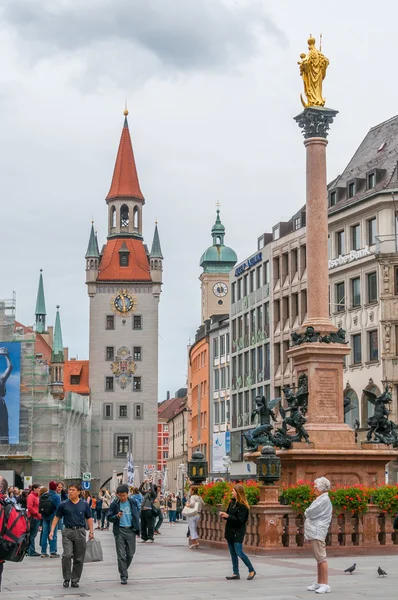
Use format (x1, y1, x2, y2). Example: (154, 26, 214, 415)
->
(307, 583, 331, 594)
(307, 583, 321, 591)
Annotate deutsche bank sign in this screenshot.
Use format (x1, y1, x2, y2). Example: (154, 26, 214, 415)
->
(235, 252, 262, 277)
(328, 246, 372, 270)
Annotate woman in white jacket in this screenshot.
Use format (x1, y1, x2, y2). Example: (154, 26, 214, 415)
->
(304, 477, 333, 595)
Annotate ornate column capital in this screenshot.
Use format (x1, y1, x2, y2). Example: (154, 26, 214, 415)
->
(294, 106, 338, 139)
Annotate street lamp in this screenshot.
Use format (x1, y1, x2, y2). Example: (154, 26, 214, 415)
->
(222, 455, 232, 481)
(187, 450, 208, 485)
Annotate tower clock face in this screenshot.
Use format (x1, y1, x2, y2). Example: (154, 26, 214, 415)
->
(213, 282, 228, 297)
(111, 290, 137, 314)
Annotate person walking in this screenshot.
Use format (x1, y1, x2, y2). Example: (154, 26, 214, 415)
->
(40, 481, 61, 558)
(184, 486, 202, 549)
(139, 480, 157, 542)
(100, 489, 111, 530)
(107, 485, 140, 585)
(219, 484, 256, 580)
(49, 483, 94, 589)
(131, 487, 143, 510)
(304, 477, 333, 595)
(176, 494, 182, 520)
(167, 493, 177, 526)
(96, 494, 103, 529)
(154, 495, 163, 535)
(27, 484, 42, 557)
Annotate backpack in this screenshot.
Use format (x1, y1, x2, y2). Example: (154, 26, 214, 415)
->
(0, 498, 30, 562)
(39, 492, 54, 518)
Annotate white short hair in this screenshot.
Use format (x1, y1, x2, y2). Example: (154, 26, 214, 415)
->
(314, 477, 330, 492)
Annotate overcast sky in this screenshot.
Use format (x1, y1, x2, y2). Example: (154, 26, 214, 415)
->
(1, 0, 398, 401)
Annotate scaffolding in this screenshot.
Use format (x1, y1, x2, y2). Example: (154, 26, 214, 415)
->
(0, 295, 91, 485)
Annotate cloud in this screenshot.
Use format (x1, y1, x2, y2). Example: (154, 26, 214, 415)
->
(2, 0, 285, 82)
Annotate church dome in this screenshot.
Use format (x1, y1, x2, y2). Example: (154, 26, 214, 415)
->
(200, 210, 237, 274)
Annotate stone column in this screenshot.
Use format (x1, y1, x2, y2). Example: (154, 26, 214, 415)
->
(294, 107, 338, 332)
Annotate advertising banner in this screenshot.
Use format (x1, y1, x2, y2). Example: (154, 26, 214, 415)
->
(212, 432, 227, 473)
(0, 342, 21, 445)
(144, 464, 156, 478)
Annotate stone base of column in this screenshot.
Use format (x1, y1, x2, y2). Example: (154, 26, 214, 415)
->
(287, 341, 353, 446)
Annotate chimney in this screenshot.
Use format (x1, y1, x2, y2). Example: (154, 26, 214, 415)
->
(166, 391, 170, 400)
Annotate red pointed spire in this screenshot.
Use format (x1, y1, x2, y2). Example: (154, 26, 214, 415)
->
(106, 111, 144, 202)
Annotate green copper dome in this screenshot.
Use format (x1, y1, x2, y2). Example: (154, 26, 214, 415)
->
(200, 209, 237, 274)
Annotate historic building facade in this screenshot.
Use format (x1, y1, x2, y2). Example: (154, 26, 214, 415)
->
(187, 210, 237, 465)
(86, 112, 163, 487)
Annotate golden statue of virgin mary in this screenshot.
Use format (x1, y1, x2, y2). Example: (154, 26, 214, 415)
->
(298, 35, 329, 108)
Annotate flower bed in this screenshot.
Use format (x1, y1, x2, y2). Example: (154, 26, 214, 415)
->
(199, 480, 261, 509)
(280, 482, 398, 515)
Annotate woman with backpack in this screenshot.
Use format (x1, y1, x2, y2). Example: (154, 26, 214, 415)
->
(27, 484, 42, 556)
(40, 481, 61, 558)
(219, 484, 256, 580)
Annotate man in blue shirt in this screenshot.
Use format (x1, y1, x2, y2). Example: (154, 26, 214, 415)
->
(108, 484, 140, 585)
(49, 483, 94, 589)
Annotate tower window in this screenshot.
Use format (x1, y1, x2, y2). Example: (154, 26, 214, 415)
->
(104, 404, 113, 419)
(133, 315, 142, 330)
(120, 253, 129, 267)
(119, 405, 128, 418)
(120, 204, 129, 227)
(134, 403, 143, 419)
(111, 206, 116, 228)
(115, 435, 130, 458)
(70, 375, 80, 385)
(106, 347, 114, 361)
(105, 376, 114, 391)
(106, 315, 115, 330)
(134, 346, 142, 360)
(133, 206, 139, 230)
(133, 376, 141, 391)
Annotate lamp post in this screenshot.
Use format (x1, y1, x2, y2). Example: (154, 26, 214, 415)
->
(187, 450, 208, 486)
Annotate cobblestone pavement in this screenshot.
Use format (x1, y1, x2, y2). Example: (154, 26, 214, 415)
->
(2, 522, 397, 599)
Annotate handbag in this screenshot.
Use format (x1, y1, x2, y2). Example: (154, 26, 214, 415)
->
(182, 501, 199, 518)
(84, 538, 103, 563)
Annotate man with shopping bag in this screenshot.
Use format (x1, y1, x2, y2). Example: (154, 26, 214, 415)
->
(49, 483, 94, 589)
(108, 484, 140, 585)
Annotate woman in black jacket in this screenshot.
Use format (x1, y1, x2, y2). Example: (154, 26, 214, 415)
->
(219, 484, 256, 581)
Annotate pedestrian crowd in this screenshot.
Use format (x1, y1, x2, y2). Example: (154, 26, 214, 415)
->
(0, 474, 350, 594)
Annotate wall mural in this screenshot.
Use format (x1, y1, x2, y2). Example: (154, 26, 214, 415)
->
(111, 346, 136, 389)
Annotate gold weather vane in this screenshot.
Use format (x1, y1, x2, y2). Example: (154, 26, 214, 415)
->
(124, 98, 129, 117)
(298, 34, 329, 108)
(216, 200, 221, 210)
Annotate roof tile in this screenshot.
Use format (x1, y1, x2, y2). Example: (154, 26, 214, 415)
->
(97, 238, 151, 282)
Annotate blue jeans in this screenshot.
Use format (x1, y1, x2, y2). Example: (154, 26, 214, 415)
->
(168, 510, 177, 523)
(41, 518, 57, 554)
(227, 540, 254, 576)
(28, 518, 40, 555)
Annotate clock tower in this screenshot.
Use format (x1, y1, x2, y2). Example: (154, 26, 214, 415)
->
(199, 209, 237, 322)
(86, 110, 163, 488)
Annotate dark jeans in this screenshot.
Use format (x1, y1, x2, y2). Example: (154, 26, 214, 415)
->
(61, 528, 87, 583)
(114, 528, 136, 578)
(155, 509, 163, 532)
(101, 509, 109, 529)
(0, 561, 4, 591)
(41, 518, 57, 554)
(168, 510, 177, 523)
(140, 510, 155, 541)
(28, 518, 40, 555)
(227, 540, 254, 576)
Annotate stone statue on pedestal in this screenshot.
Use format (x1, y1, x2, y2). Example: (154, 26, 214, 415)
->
(362, 386, 398, 447)
(243, 395, 280, 452)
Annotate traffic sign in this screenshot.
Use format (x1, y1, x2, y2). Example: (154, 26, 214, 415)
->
(82, 481, 91, 490)
(82, 472, 91, 481)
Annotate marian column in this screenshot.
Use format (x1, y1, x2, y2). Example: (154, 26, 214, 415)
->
(287, 36, 354, 448)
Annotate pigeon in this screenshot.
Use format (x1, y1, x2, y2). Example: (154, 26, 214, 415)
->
(377, 567, 387, 577)
(344, 563, 356, 574)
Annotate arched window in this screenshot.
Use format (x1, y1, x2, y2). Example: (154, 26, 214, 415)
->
(361, 379, 381, 424)
(344, 383, 359, 428)
(120, 204, 129, 228)
(216, 236, 221, 245)
(90, 259, 94, 268)
(111, 206, 116, 228)
(133, 206, 139, 230)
